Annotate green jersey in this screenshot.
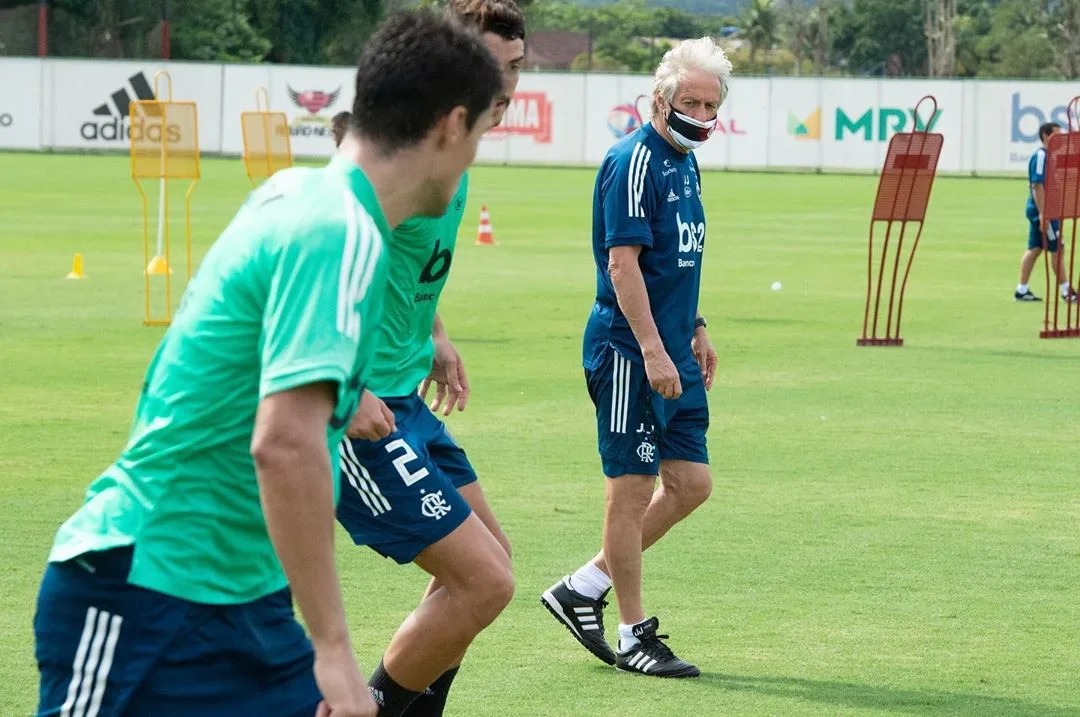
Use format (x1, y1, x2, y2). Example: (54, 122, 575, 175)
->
(366, 173, 468, 397)
(48, 157, 390, 605)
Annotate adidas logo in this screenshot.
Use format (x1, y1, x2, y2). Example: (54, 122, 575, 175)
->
(80, 72, 177, 142)
(666, 189, 678, 203)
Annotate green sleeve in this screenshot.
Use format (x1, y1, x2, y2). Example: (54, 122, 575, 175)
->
(259, 215, 382, 399)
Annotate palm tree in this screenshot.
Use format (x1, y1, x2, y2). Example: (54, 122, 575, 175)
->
(743, 0, 780, 70)
(780, 0, 811, 75)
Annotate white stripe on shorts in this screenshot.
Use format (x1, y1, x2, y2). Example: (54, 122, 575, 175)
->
(610, 351, 632, 435)
(61, 606, 123, 717)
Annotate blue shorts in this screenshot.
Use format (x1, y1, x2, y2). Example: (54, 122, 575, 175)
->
(585, 345, 710, 478)
(1028, 218, 1061, 252)
(34, 547, 320, 717)
(336, 394, 475, 564)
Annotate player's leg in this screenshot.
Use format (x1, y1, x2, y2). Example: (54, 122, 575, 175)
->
(378, 513, 513, 714)
(542, 348, 660, 667)
(1046, 221, 1078, 301)
(607, 374, 707, 678)
(336, 400, 513, 716)
(1016, 219, 1043, 300)
(405, 416, 510, 716)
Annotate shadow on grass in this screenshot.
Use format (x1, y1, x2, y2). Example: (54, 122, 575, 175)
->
(695, 673, 1075, 716)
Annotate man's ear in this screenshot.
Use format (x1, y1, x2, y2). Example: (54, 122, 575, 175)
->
(434, 106, 470, 149)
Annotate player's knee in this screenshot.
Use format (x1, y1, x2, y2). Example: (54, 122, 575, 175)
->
(668, 470, 712, 511)
(467, 562, 514, 628)
(606, 476, 655, 518)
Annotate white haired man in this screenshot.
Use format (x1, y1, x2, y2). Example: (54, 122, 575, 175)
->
(541, 37, 729, 678)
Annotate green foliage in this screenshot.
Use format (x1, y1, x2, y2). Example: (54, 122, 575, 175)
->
(742, 0, 779, 66)
(21, 0, 1080, 77)
(527, 0, 725, 73)
(831, 0, 927, 76)
(172, 0, 271, 63)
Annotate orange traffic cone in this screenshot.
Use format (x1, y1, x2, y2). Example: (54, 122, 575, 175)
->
(476, 205, 496, 246)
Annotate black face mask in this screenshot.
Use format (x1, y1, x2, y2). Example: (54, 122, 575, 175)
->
(665, 108, 716, 150)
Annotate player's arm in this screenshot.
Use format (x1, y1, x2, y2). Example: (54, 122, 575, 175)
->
(602, 152, 681, 399)
(253, 383, 349, 648)
(252, 222, 383, 698)
(1032, 152, 1048, 224)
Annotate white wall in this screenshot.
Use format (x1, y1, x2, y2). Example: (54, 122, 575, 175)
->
(3, 57, 1079, 175)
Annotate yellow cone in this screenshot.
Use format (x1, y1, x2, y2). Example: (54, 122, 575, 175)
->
(65, 253, 86, 280)
(146, 255, 172, 275)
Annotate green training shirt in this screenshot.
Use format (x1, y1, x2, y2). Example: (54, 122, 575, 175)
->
(48, 157, 390, 605)
(365, 173, 468, 397)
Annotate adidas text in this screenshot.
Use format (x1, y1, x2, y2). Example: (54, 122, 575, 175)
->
(80, 116, 181, 143)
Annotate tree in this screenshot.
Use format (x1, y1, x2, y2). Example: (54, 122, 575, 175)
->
(1049, 0, 1080, 79)
(742, 0, 779, 69)
(925, 0, 957, 76)
(778, 0, 810, 75)
(832, 0, 927, 75)
(810, 0, 830, 75)
(172, 0, 271, 63)
(977, 0, 1056, 78)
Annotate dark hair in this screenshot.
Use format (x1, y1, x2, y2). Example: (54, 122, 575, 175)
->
(447, 0, 526, 41)
(352, 10, 502, 150)
(331, 111, 351, 147)
(1040, 122, 1062, 141)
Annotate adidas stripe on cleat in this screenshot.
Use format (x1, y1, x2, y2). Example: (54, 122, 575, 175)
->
(540, 576, 616, 665)
(615, 617, 700, 679)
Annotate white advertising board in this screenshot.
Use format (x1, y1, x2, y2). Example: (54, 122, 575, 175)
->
(10, 56, 1080, 177)
(0, 58, 43, 150)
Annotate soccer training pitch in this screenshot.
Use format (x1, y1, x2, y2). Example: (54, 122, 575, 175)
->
(1, 153, 1078, 716)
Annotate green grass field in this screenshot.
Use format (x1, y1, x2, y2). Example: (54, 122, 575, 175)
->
(2, 153, 1078, 716)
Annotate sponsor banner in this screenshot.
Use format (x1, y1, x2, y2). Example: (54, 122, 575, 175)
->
(973, 81, 1080, 173)
(584, 74, 762, 170)
(0, 58, 43, 150)
(50, 60, 223, 152)
(478, 73, 583, 164)
(769, 77, 824, 169)
(268, 65, 355, 157)
(693, 77, 767, 169)
(583, 73, 651, 164)
(17, 57, 1080, 175)
(220, 65, 273, 156)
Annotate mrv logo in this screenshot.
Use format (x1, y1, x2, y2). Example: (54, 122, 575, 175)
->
(677, 212, 704, 268)
(836, 107, 942, 141)
(81, 72, 180, 142)
(1011, 93, 1072, 143)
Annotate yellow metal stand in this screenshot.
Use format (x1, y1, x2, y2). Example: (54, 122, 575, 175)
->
(130, 70, 200, 327)
(241, 86, 293, 187)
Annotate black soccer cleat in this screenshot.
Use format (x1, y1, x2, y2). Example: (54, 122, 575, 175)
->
(1015, 289, 1042, 302)
(615, 617, 700, 679)
(540, 576, 616, 666)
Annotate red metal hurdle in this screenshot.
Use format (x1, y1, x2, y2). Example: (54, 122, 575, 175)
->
(858, 95, 944, 347)
(1039, 96, 1080, 339)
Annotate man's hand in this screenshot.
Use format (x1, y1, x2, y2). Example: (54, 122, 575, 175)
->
(692, 328, 718, 391)
(420, 334, 470, 416)
(346, 390, 395, 440)
(643, 343, 682, 399)
(314, 642, 378, 717)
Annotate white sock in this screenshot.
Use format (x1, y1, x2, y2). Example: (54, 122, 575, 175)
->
(568, 562, 611, 600)
(1061, 281, 1071, 297)
(618, 623, 640, 653)
(1017, 283, 1029, 294)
